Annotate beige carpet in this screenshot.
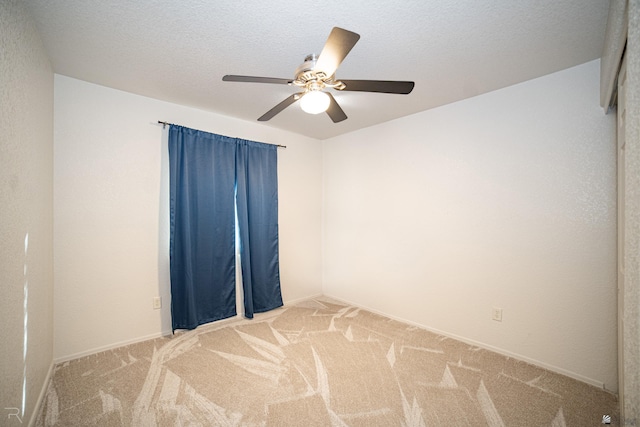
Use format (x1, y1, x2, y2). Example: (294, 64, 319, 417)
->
(36, 297, 618, 426)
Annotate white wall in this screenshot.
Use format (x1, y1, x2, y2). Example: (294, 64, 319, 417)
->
(53, 75, 323, 361)
(322, 60, 618, 391)
(0, 1, 54, 424)
(53, 59, 618, 392)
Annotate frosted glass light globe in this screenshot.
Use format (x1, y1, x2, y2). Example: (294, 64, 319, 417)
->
(300, 90, 330, 114)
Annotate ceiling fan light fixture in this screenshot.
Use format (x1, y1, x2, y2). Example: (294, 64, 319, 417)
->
(300, 90, 330, 114)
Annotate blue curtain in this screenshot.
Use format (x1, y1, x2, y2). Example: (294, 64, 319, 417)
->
(168, 126, 282, 331)
(236, 139, 283, 318)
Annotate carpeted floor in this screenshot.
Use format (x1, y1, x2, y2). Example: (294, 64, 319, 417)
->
(36, 297, 618, 426)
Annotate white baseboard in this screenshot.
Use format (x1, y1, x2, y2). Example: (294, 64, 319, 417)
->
(28, 361, 54, 427)
(284, 293, 324, 306)
(53, 292, 604, 394)
(323, 293, 609, 392)
(53, 330, 173, 364)
(53, 293, 324, 364)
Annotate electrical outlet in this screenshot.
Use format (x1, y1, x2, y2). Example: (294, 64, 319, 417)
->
(153, 296, 162, 310)
(492, 307, 503, 322)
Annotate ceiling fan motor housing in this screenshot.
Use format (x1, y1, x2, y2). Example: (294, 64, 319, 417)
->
(293, 54, 345, 91)
(294, 54, 326, 86)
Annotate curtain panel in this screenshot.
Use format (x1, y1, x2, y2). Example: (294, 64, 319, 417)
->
(236, 139, 283, 318)
(168, 125, 282, 331)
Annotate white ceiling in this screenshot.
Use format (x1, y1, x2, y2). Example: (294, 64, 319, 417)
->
(23, 0, 610, 140)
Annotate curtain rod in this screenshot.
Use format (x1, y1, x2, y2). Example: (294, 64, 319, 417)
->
(158, 121, 287, 149)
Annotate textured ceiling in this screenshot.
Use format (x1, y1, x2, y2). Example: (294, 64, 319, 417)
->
(23, 0, 610, 140)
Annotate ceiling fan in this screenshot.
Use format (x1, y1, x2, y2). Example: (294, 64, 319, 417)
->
(222, 27, 415, 123)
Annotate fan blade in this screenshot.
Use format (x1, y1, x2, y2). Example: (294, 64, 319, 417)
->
(257, 93, 301, 121)
(223, 75, 292, 85)
(326, 93, 347, 123)
(340, 80, 415, 94)
(314, 27, 360, 78)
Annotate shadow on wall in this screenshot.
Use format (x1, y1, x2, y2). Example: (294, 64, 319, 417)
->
(157, 125, 172, 334)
